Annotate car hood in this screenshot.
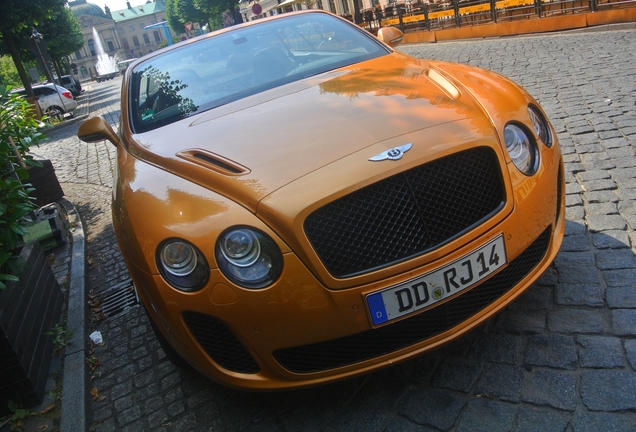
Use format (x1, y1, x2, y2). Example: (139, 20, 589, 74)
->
(126, 52, 489, 213)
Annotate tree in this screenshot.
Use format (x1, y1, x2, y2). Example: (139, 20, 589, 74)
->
(0, 56, 23, 88)
(0, 0, 66, 99)
(38, 7, 85, 80)
(195, 0, 242, 26)
(165, 0, 210, 35)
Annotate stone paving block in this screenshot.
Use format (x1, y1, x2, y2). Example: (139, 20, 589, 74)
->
(564, 220, 587, 236)
(560, 234, 590, 252)
(592, 230, 631, 249)
(399, 389, 466, 430)
(455, 398, 517, 432)
(117, 406, 142, 427)
(584, 190, 619, 203)
(585, 202, 618, 216)
(580, 370, 636, 411)
(577, 335, 624, 368)
(475, 363, 524, 402)
(525, 334, 577, 369)
(607, 287, 636, 309)
(613, 156, 636, 168)
(577, 170, 611, 181)
(582, 179, 616, 192)
(494, 310, 546, 335)
(625, 339, 636, 370)
(616, 188, 636, 201)
(596, 248, 636, 270)
(386, 416, 437, 432)
(555, 283, 603, 307)
(160, 372, 181, 392)
(571, 412, 636, 432)
(566, 194, 584, 208)
(548, 309, 607, 334)
(603, 268, 636, 287)
(521, 370, 577, 411)
(507, 285, 552, 312)
(471, 333, 525, 365)
(432, 359, 481, 393)
(611, 309, 636, 336)
(566, 206, 585, 220)
(586, 214, 627, 232)
(512, 406, 569, 432)
(554, 251, 595, 268)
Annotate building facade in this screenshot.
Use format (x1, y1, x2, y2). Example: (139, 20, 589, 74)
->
(69, 0, 182, 80)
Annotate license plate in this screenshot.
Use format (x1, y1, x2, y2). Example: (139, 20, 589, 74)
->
(366, 235, 507, 326)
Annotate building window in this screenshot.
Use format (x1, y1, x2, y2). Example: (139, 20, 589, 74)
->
(129, 25, 135, 31)
(117, 27, 124, 33)
(328, 0, 336, 12)
(107, 41, 115, 51)
(139, 23, 145, 29)
(133, 36, 140, 47)
(143, 33, 150, 44)
(153, 31, 161, 42)
(75, 50, 82, 60)
(122, 38, 129, 49)
(317, 0, 323, 8)
(88, 40, 96, 56)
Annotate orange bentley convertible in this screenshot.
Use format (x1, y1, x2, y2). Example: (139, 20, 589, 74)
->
(79, 10, 564, 390)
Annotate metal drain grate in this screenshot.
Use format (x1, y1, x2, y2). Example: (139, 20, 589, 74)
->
(98, 280, 138, 320)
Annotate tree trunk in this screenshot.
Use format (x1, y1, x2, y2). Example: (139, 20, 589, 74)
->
(1, 29, 34, 99)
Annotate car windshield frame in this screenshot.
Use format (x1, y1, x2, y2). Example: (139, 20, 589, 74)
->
(128, 12, 390, 133)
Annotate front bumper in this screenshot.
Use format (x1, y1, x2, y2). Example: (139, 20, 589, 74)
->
(128, 155, 565, 390)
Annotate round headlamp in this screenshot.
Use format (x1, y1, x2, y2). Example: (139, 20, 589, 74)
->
(216, 227, 282, 289)
(157, 239, 209, 291)
(504, 123, 539, 175)
(528, 105, 552, 147)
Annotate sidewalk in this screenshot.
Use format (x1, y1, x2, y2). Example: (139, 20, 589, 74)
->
(0, 88, 91, 432)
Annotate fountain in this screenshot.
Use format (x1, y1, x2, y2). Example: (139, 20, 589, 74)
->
(92, 27, 119, 81)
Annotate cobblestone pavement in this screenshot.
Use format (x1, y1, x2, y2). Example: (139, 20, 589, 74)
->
(35, 28, 636, 431)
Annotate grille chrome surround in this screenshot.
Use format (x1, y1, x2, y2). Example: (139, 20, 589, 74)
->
(304, 147, 506, 278)
(274, 226, 552, 374)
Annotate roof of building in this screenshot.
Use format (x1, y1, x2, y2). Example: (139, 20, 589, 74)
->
(109, 0, 167, 22)
(69, 0, 165, 23)
(69, 0, 112, 20)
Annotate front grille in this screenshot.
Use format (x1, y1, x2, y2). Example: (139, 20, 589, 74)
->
(304, 147, 505, 278)
(274, 226, 552, 374)
(183, 311, 260, 374)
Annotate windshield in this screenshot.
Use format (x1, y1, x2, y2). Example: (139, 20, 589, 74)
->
(128, 12, 387, 133)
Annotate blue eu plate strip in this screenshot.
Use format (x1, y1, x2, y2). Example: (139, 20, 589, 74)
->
(367, 292, 388, 326)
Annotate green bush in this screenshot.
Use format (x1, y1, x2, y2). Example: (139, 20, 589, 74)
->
(0, 86, 46, 289)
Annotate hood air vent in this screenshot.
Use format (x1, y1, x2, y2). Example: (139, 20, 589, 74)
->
(177, 149, 249, 176)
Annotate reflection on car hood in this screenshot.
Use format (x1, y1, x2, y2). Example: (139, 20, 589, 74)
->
(128, 53, 488, 212)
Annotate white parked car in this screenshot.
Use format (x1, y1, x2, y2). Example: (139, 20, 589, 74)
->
(12, 83, 77, 117)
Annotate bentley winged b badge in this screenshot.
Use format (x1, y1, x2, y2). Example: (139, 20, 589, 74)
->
(369, 143, 412, 161)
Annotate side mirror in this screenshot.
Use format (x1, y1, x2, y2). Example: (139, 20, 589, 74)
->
(78, 115, 121, 147)
(377, 27, 404, 48)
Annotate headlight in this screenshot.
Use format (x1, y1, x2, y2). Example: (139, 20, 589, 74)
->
(216, 227, 283, 289)
(504, 123, 539, 175)
(157, 240, 209, 291)
(528, 105, 552, 147)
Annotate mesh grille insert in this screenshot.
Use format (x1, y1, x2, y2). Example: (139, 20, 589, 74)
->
(183, 311, 259, 374)
(274, 226, 552, 374)
(304, 147, 505, 278)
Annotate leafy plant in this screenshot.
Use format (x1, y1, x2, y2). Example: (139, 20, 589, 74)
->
(45, 323, 73, 351)
(0, 85, 46, 290)
(4, 400, 33, 431)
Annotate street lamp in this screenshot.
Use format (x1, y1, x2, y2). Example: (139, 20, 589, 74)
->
(30, 28, 55, 83)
